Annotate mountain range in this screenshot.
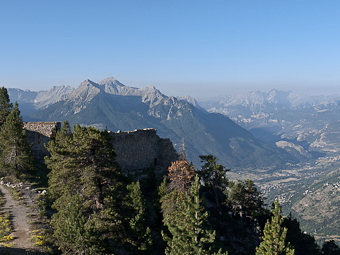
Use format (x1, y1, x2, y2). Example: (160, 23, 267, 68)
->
(8, 78, 296, 169)
(200, 90, 340, 159)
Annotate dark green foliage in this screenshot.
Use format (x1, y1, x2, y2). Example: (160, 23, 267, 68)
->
(198, 155, 229, 216)
(0, 87, 12, 125)
(283, 214, 321, 255)
(196, 155, 264, 254)
(39, 122, 322, 255)
(126, 181, 152, 252)
(46, 123, 152, 254)
(161, 176, 213, 254)
(198, 155, 229, 191)
(51, 194, 103, 254)
(161, 173, 227, 254)
(321, 240, 340, 255)
(47, 124, 126, 253)
(256, 201, 295, 255)
(226, 180, 266, 219)
(0, 102, 33, 179)
(47, 124, 121, 205)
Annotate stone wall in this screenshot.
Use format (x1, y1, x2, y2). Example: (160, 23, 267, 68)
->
(23, 122, 61, 161)
(109, 128, 179, 179)
(23, 122, 179, 178)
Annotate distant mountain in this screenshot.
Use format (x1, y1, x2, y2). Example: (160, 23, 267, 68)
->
(8, 86, 74, 120)
(200, 89, 339, 120)
(9, 85, 74, 109)
(200, 90, 340, 160)
(9, 78, 297, 168)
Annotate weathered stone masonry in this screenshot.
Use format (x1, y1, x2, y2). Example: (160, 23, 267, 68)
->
(23, 122, 178, 178)
(23, 122, 61, 160)
(109, 128, 178, 178)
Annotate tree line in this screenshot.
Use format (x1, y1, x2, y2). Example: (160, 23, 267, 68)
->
(0, 86, 339, 254)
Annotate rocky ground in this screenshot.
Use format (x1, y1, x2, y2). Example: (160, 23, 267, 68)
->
(0, 182, 47, 254)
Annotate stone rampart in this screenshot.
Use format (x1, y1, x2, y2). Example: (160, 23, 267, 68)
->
(23, 122, 61, 160)
(23, 122, 178, 178)
(109, 128, 178, 179)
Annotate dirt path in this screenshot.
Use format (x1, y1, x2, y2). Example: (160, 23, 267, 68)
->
(0, 185, 33, 250)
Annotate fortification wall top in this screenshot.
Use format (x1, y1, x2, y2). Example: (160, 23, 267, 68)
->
(23, 122, 178, 179)
(23, 122, 61, 161)
(23, 122, 61, 138)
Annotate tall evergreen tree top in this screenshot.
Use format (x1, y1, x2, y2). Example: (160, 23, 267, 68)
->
(0, 87, 12, 125)
(0, 102, 32, 178)
(3, 102, 23, 130)
(46, 124, 122, 206)
(256, 200, 295, 255)
(198, 155, 229, 190)
(161, 175, 225, 255)
(226, 179, 266, 219)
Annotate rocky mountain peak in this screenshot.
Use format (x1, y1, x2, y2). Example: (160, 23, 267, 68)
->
(99, 76, 117, 83)
(70, 80, 101, 102)
(79, 79, 99, 88)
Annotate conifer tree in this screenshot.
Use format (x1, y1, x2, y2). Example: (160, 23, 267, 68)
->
(0, 87, 12, 125)
(126, 181, 152, 252)
(51, 194, 103, 254)
(198, 155, 229, 215)
(47, 124, 149, 254)
(45, 121, 73, 201)
(283, 214, 321, 255)
(256, 200, 295, 255)
(160, 159, 195, 224)
(168, 160, 195, 192)
(226, 179, 265, 219)
(0, 102, 32, 178)
(161, 175, 227, 255)
(198, 155, 229, 190)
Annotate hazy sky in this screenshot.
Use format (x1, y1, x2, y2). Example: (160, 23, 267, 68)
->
(1, 0, 340, 98)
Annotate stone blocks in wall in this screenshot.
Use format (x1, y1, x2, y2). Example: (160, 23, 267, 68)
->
(109, 128, 179, 180)
(23, 122, 61, 161)
(23, 122, 179, 179)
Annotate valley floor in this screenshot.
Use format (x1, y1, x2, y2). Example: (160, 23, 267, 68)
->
(228, 155, 340, 242)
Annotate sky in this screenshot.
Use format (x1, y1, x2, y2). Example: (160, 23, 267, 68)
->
(1, 0, 340, 98)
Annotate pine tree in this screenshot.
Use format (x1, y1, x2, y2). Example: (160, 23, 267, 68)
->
(161, 175, 227, 255)
(198, 155, 229, 190)
(46, 124, 129, 253)
(198, 155, 229, 215)
(0, 87, 12, 125)
(256, 200, 295, 255)
(126, 181, 152, 252)
(45, 121, 74, 201)
(160, 159, 195, 227)
(0, 102, 32, 178)
(226, 179, 265, 219)
(51, 194, 103, 255)
(46, 124, 153, 254)
(283, 214, 321, 255)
